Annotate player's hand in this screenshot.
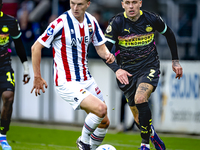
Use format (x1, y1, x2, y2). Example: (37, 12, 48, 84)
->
(172, 60, 183, 79)
(23, 74, 30, 84)
(116, 69, 132, 85)
(31, 76, 48, 96)
(105, 53, 115, 64)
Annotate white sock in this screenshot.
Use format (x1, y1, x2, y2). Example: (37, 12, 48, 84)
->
(81, 113, 104, 144)
(151, 126, 154, 136)
(141, 143, 150, 148)
(0, 134, 6, 137)
(90, 128, 108, 150)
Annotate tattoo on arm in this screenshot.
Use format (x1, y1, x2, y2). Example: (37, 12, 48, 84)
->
(172, 60, 179, 66)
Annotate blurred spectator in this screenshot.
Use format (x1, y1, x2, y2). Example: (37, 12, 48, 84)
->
(1, 0, 18, 17)
(17, 1, 41, 56)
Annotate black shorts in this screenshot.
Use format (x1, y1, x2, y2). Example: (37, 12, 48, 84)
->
(0, 68, 15, 95)
(117, 61, 160, 106)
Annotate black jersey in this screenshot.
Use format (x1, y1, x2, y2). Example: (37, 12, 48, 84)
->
(0, 11, 21, 67)
(105, 10, 167, 74)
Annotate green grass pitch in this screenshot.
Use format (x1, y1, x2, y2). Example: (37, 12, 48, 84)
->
(5, 122, 200, 150)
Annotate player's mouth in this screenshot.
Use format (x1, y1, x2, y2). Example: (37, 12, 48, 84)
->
(129, 10, 135, 15)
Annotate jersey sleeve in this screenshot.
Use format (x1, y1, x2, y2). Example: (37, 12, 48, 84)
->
(92, 17, 106, 46)
(38, 16, 64, 48)
(10, 19, 21, 39)
(153, 14, 168, 34)
(104, 17, 119, 45)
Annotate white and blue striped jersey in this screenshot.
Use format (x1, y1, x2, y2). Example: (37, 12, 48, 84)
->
(38, 9, 106, 85)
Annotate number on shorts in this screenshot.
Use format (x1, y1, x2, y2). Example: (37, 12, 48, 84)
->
(6, 72, 15, 86)
(149, 69, 155, 77)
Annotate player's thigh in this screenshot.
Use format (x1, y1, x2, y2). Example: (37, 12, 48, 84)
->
(86, 80, 104, 102)
(135, 83, 154, 104)
(0, 69, 15, 101)
(55, 81, 91, 110)
(81, 94, 106, 117)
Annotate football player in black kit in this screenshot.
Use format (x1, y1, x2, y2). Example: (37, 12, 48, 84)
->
(104, 0, 183, 150)
(0, 0, 30, 149)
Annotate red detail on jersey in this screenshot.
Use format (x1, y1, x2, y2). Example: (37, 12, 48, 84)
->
(57, 18, 62, 24)
(52, 47, 58, 86)
(51, 24, 55, 29)
(80, 89, 84, 92)
(55, 62, 59, 86)
(95, 87, 101, 95)
(41, 24, 55, 42)
(61, 28, 71, 81)
(41, 33, 48, 42)
(52, 47, 55, 58)
(79, 25, 87, 81)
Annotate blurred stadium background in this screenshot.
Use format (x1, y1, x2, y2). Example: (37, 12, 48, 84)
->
(1, 0, 200, 135)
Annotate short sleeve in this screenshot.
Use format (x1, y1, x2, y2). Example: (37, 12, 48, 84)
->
(92, 18, 106, 46)
(38, 16, 64, 48)
(104, 17, 119, 44)
(10, 19, 21, 39)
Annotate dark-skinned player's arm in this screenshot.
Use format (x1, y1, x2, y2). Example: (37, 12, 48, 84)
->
(12, 37, 30, 84)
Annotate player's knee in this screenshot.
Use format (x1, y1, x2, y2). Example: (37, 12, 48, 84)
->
(99, 117, 110, 128)
(135, 95, 146, 104)
(2, 93, 14, 106)
(97, 103, 107, 118)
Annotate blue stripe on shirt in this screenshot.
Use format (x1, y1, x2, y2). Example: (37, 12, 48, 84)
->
(66, 12, 81, 81)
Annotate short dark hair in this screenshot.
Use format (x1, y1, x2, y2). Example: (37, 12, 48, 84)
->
(0, 0, 2, 4)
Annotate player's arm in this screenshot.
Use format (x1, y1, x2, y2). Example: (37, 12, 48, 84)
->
(104, 41, 131, 85)
(103, 16, 132, 85)
(155, 15, 183, 79)
(162, 26, 183, 79)
(12, 36, 30, 84)
(95, 44, 115, 64)
(31, 41, 48, 96)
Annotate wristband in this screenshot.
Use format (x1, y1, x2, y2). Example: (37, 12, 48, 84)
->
(23, 61, 30, 75)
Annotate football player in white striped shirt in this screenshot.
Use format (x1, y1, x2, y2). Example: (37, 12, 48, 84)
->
(31, 0, 115, 149)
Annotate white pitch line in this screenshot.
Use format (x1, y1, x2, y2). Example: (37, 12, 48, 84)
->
(9, 140, 77, 149)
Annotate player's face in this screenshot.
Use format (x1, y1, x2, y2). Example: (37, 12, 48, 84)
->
(70, 0, 90, 22)
(122, 0, 142, 21)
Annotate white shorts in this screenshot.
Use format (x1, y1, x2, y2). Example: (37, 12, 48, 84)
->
(55, 77, 104, 110)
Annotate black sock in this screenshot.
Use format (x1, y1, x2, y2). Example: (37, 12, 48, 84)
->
(136, 102, 152, 144)
(0, 119, 11, 135)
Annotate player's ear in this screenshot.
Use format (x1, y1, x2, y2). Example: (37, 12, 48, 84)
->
(140, 0, 142, 7)
(121, 1, 125, 9)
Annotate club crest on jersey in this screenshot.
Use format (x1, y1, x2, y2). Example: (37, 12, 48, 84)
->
(2, 26, 9, 33)
(88, 24, 92, 32)
(146, 25, 153, 32)
(106, 25, 112, 33)
(47, 27, 54, 36)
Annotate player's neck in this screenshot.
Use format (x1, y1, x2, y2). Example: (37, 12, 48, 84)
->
(128, 13, 140, 22)
(76, 16, 84, 23)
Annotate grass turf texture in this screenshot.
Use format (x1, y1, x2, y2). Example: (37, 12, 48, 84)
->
(5, 122, 200, 150)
